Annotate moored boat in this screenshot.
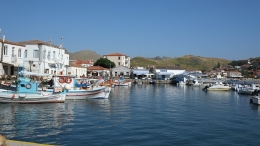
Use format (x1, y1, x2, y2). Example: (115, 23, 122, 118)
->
(202, 82, 231, 91)
(113, 78, 131, 86)
(40, 75, 111, 99)
(237, 84, 260, 95)
(0, 72, 66, 103)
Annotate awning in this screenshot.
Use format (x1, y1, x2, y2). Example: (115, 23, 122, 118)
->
(132, 70, 149, 75)
(157, 72, 174, 75)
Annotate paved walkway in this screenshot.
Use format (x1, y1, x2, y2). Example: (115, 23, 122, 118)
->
(7, 140, 54, 146)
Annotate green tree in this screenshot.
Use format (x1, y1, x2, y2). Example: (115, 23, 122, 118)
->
(94, 58, 116, 69)
(217, 62, 220, 68)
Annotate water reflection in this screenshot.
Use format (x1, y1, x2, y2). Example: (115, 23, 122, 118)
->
(0, 103, 74, 139)
(0, 99, 112, 139)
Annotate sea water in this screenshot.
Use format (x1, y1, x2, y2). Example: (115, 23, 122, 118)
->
(0, 84, 260, 146)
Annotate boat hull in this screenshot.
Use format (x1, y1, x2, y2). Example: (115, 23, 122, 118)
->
(114, 82, 131, 86)
(207, 87, 231, 91)
(0, 91, 65, 103)
(41, 86, 110, 100)
(251, 96, 260, 105)
(65, 87, 111, 100)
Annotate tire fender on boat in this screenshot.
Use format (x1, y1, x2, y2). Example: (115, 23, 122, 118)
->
(59, 77, 65, 83)
(66, 77, 72, 84)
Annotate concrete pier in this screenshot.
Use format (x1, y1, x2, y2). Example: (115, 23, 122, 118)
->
(0, 134, 54, 146)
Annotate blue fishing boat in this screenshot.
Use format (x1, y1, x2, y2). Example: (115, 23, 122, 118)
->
(0, 70, 66, 103)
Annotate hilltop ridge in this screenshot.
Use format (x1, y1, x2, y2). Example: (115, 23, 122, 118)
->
(67, 50, 232, 70)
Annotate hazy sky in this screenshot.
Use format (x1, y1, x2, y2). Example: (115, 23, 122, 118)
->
(1, 0, 259, 60)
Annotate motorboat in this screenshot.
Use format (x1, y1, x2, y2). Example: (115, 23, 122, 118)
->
(202, 82, 231, 91)
(237, 84, 260, 95)
(250, 90, 260, 105)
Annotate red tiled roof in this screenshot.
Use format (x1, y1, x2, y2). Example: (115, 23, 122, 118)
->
(0, 39, 25, 47)
(69, 62, 86, 68)
(87, 66, 109, 70)
(103, 52, 129, 57)
(75, 60, 93, 64)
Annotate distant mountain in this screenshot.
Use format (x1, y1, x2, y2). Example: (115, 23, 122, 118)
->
(67, 50, 102, 62)
(131, 55, 231, 71)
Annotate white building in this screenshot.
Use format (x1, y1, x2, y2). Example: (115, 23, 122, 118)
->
(0, 38, 26, 75)
(19, 40, 69, 75)
(153, 69, 186, 80)
(111, 66, 131, 78)
(67, 63, 87, 78)
(103, 52, 130, 68)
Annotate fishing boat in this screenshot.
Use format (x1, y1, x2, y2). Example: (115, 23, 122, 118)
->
(0, 71, 66, 103)
(113, 78, 131, 86)
(40, 75, 112, 99)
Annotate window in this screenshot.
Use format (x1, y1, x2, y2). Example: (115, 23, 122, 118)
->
(47, 52, 51, 59)
(24, 50, 27, 58)
(3, 45, 8, 55)
(12, 47, 15, 57)
(118, 62, 120, 66)
(33, 50, 39, 58)
(18, 49, 21, 57)
(53, 51, 56, 59)
(118, 56, 120, 60)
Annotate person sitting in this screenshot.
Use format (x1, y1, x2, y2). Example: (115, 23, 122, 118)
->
(48, 78, 54, 87)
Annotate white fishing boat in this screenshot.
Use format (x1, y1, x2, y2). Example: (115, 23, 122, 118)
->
(202, 82, 231, 91)
(0, 71, 66, 103)
(40, 75, 111, 99)
(113, 78, 131, 86)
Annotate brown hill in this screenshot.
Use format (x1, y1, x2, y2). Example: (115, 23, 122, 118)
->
(131, 55, 231, 71)
(68, 50, 102, 62)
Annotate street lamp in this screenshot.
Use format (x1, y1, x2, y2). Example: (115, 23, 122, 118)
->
(29, 60, 33, 72)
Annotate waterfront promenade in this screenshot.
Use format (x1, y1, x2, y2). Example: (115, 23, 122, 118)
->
(131, 78, 260, 84)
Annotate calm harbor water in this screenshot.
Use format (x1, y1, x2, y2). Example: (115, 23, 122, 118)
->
(1, 84, 260, 146)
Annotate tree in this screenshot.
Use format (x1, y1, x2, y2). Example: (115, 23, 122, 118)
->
(217, 62, 220, 68)
(94, 58, 116, 69)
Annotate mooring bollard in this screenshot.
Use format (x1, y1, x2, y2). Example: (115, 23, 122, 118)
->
(0, 134, 7, 146)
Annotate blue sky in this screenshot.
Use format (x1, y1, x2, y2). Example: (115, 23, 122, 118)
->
(1, 0, 259, 60)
